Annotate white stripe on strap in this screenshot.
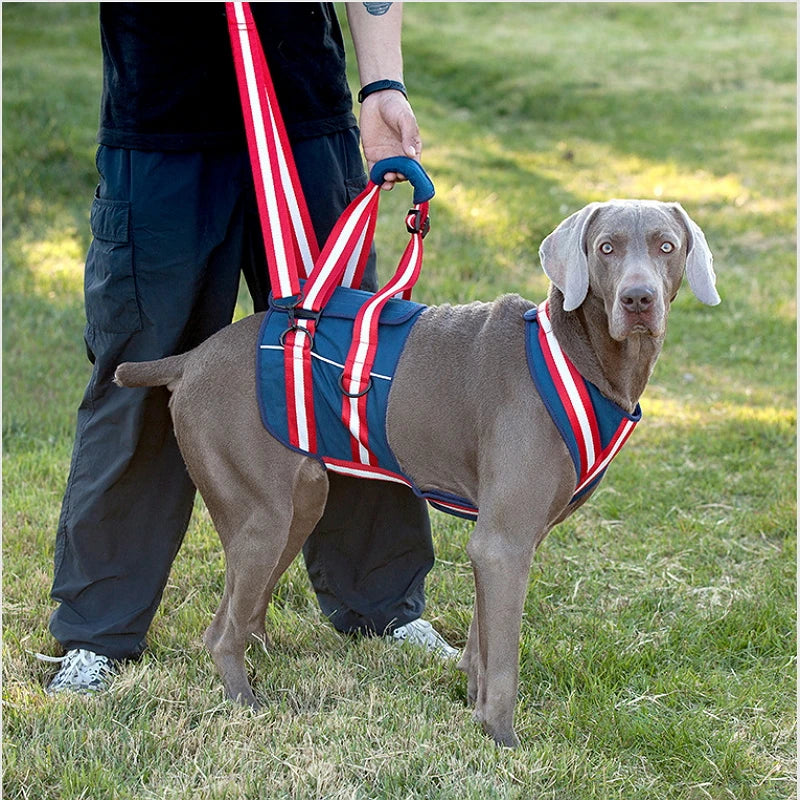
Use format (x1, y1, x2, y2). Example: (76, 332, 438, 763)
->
(286, 185, 381, 453)
(267, 92, 315, 279)
(230, 4, 297, 298)
(302, 185, 380, 310)
(229, 2, 321, 295)
(345, 234, 421, 394)
(341, 216, 425, 465)
(323, 458, 414, 486)
(290, 320, 312, 451)
(537, 301, 597, 471)
(575, 418, 637, 494)
(342, 219, 372, 289)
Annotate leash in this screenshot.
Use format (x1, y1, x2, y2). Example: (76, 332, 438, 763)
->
(226, 2, 434, 458)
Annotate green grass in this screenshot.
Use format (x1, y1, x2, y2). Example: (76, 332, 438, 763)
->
(3, 3, 796, 798)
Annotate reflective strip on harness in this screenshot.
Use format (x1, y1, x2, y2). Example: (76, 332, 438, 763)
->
(340, 204, 428, 465)
(529, 300, 641, 502)
(226, 2, 318, 293)
(227, 1, 428, 461)
(284, 184, 382, 452)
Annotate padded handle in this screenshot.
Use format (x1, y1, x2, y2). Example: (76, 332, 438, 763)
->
(369, 157, 435, 204)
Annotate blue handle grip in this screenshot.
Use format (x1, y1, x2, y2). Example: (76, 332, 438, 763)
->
(369, 157, 435, 204)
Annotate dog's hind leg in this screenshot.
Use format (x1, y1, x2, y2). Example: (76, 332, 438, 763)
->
(202, 503, 295, 708)
(238, 459, 329, 652)
(198, 455, 328, 709)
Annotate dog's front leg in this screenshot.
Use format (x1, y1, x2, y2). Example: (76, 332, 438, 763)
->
(465, 516, 538, 748)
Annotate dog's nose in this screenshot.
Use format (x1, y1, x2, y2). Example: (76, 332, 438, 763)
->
(620, 286, 656, 314)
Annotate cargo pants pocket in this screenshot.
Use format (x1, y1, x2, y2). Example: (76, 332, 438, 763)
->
(84, 188, 142, 334)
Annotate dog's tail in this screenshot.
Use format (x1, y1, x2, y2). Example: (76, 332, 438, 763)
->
(114, 353, 188, 392)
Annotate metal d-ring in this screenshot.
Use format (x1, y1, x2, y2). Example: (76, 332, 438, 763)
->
(279, 324, 314, 349)
(338, 373, 373, 398)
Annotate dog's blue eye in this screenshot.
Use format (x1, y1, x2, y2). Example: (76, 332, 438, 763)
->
(600, 242, 613, 255)
(661, 242, 675, 253)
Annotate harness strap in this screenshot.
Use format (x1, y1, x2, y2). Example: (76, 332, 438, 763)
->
(226, 2, 319, 296)
(227, 0, 390, 308)
(227, 1, 433, 460)
(536, 301, 638, 497)
(281, 184, 388, 452)
(340, 202, 428, 464)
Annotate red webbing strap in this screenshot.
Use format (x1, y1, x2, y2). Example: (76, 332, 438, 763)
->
(228, 1, 381, 451)
(340, 203, 429, 465)
(226, 2, 319, 297)
(536, 301, 638, 495)
(299, 184, 381, 310)
(281, 182, 383, 452)
(227, 1, 432, 459)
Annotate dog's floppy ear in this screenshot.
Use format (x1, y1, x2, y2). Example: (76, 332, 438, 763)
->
(670, 203, 721, 306)
(539, 203, 601, 311)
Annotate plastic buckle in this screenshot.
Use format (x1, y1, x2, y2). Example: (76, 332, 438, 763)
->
(271, 293, 303, 313)
(287, 306, 322, 327)
(405, 208, 431, 239)
(271, 296, 321, 347)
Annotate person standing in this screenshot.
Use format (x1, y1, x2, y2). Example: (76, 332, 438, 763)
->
(44, 2, 456, 695)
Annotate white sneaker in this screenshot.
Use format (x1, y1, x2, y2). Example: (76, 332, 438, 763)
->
(38, 649, 116, 695)
(390, 618, 460, 660)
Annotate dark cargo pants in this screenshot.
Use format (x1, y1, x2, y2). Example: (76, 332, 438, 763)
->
(49, 130, 434, 660)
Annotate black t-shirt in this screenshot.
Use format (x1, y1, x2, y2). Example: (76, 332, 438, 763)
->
(98, 2, 356, 151)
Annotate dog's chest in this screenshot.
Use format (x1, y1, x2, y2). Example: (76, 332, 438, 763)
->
(524, 303, 641, 503)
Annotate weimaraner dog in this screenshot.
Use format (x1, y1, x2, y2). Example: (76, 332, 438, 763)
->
(115, 200, 719, 747)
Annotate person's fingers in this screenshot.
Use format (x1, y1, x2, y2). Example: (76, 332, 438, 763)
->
(399, 114, 422, 160)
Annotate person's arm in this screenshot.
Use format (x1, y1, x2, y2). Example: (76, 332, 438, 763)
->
(345, 2, 422, 189)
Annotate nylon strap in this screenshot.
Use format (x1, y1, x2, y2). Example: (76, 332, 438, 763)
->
(226, 2, 319, 296)
(227, 0, 384, 307)
(227, 1, 428, 458)
(536, 301, 638, 496)
(340, 203, 428, 465)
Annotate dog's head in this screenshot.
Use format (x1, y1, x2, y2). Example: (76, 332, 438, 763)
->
(539, 200, 720, 340)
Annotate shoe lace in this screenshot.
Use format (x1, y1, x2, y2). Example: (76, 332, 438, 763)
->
(34, 648, 113, 684)
(403, 619, 433, 639)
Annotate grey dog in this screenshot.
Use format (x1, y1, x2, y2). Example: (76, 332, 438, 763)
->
(114, 200, 720, 747)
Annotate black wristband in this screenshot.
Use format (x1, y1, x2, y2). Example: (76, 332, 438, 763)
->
(357, 79, 407, 103)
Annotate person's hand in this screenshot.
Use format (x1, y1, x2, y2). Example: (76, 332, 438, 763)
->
(359, 90, 423, 190)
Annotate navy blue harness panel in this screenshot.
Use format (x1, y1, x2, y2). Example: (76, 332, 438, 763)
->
(258, 286, 423, 478)
(258, 287, 482, 519)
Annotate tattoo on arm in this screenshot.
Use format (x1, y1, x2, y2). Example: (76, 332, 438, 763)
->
(363, 2, 392, 16)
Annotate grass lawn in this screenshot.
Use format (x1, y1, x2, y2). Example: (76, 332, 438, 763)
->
(2, 3, 796, 799)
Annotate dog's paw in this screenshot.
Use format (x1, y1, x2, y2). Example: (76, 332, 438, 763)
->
(476, 715, 520, 749)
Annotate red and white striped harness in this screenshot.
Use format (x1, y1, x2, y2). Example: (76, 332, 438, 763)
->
(227, 1, 432, 469)
(527, 301, 641, 504)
